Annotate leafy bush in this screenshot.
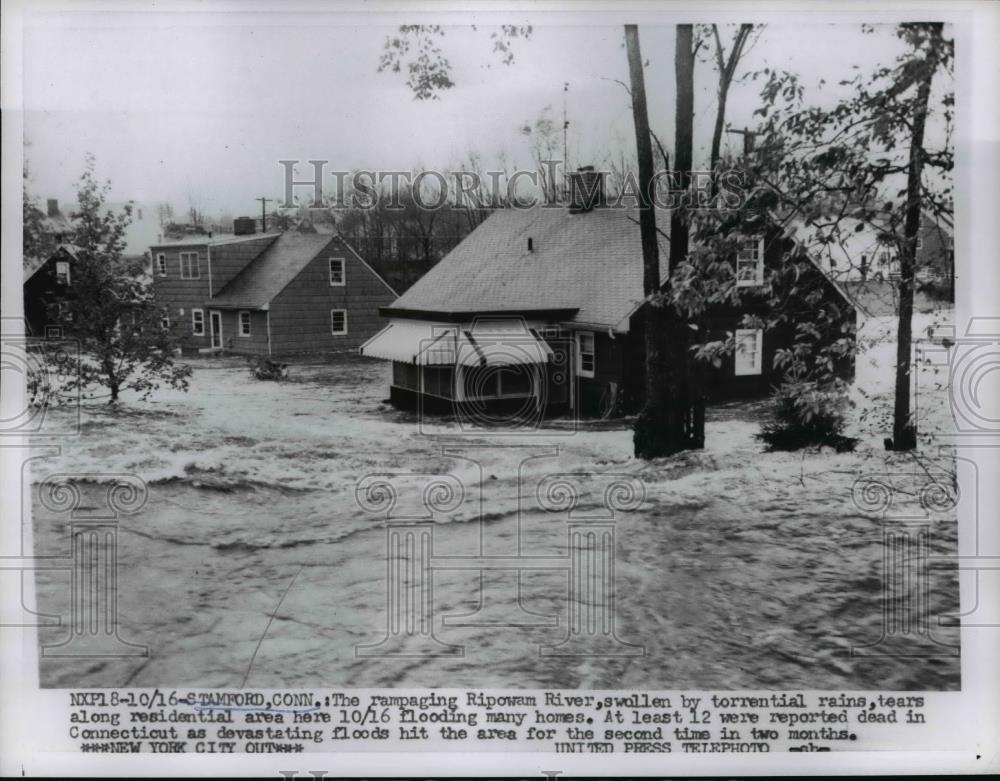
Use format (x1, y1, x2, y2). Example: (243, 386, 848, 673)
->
(249, 356, 289, 381)
(758, 380, 857, 452)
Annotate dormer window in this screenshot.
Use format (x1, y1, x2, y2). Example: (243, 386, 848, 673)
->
(736, 236, 764, 287)
(55, 261, 71, 285)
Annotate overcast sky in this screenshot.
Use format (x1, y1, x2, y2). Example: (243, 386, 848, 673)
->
(22, 9, 945, 218)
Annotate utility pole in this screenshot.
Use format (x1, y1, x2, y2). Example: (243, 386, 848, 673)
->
(256, 196, 272, 232)
(562, 82, 570, 197)
(725, 127, 757, 157)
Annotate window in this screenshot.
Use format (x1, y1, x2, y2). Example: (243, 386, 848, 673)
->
(389, 237, 398, 255)
(736, 236, 765, 287)
(161, 311, 170, 330)
(180, 252, 200, 279)
(331, 309, 348, 335)
(462, 365, 533, 399)
(55, 261, 71, 285)
(734, 328, 763, 376)
(421, 366, 455, 399)
(192, 308, 205, 336)
(916, 235, 924, 250)
(156, 253, 167, 277)
(329, 257, 345, 286)
(393, 362, 419, 390)
(238, 310, 252, 337)
(576, 331, 595, 378)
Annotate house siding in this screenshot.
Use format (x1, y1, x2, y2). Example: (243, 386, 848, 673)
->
(150, 242, 213, 350)
(268, 237, 397, 354)
(23, 250, 77, 337)
(212, 309, 270, 355)
(209, 236, 277, 295)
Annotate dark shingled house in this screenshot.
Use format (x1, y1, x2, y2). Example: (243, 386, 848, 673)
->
(151, 228, 396, 355)
(361, 178, 856, 418)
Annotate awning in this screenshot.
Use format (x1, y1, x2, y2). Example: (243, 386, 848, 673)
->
(455, 319, 554, 367)
(360, 318, 554, 367)
(360, 320, 457, 365)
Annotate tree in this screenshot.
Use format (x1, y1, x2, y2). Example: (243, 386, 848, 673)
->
(60, 158, 192, 403)
(625, 24, 703, 457)
(753, 23, 953, 450)
(625, 25, 668, 457)
(706, 24, 755, 179)
(378, 25, 532, 101)
(23, 162, 59, 265)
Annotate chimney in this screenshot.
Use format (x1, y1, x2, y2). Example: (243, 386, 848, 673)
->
(568, 166, 604, 213)
(233, 216, 256, 235)
(47, 199, 59, 217)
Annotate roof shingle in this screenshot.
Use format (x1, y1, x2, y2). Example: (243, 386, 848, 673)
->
(209, 233, 337, 308)
(389, 207, 670, 329)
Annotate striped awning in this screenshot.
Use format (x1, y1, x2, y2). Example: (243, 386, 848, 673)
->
(360, 320, 457, 365)
(360, 318, 554, 367)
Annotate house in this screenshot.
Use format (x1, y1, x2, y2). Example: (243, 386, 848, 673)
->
(150, 224, 397, 355)
(23, 244, 79, 337)
(360, 173, 857, 418)
(819, 209, 954, 287)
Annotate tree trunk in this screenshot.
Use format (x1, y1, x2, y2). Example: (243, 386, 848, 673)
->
(630, 23, 703, 458)
(708, 24, 752, 184)
(892, 31, 938, 451)
(625, 25, 668, 458)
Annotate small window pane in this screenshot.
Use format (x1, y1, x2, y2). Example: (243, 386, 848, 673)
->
(329, 258, 345, 285)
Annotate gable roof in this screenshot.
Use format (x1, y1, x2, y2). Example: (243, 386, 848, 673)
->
(23, 244, 80, 282)
(209, 232, 337, 309)
(388, 207, 671, 330)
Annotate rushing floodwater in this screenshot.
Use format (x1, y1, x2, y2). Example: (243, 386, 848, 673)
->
(29, 313, 961, 690)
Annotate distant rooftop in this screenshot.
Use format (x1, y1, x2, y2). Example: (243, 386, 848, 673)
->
(150, 232, 282, 249)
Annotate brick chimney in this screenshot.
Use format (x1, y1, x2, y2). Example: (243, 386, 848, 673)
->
(233, 216, 256, 235)
(568, 166, 604, 213)
(47, 199, 59, 217)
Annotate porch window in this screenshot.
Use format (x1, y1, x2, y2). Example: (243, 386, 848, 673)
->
(734, 328, 763, 376)
(55, 261, 71, 285)
(192, 308, 205, 336)
(329, 257, 345, 286)
(576, 331, 595, 378)
(180, 252, 200, 279)
(736, 236, 765, 287)
(422, 366, 455, 398)
(331, 309, 348, 335)
(462, 364, 535, 399)
(238, 310, 252, 337)
(156, 253, 167, 277)
(392, 362, 419, 390)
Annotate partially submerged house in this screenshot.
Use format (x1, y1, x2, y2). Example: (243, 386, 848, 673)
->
(23, 244, 79, 338)
(361, 172, 856, 417)
(150, 225, 396, 355)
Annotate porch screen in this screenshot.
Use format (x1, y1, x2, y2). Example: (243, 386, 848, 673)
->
(392, 361, 419, 390)
(422, 366, 455, 399)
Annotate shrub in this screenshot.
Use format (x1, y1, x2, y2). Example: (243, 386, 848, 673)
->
(758, 380, 857, 452)
(249, 356, 289, 381)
